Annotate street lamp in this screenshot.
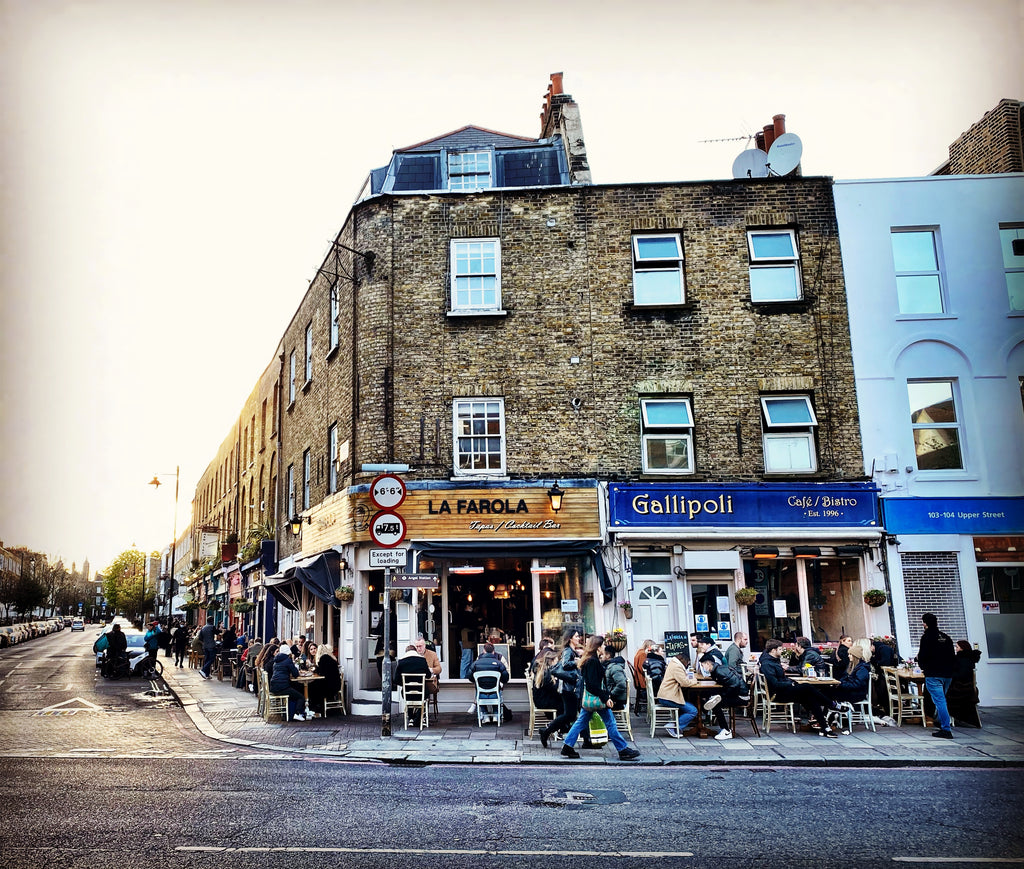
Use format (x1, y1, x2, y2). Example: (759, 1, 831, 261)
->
(149, 466, 179, 628)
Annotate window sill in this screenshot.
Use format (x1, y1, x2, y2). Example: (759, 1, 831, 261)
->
(447, 309, 508, 318)
(627, 302, 695, 317)
(301, 379, 313, 394)
(895, 313, 957, 321)
(326, 345, 339, 362)
(750, 300, 809, 314)
(910, 471, 979, 482)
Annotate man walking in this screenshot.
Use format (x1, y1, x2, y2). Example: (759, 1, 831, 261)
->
(198, 617, 220, 680)
(917, 612, 956, 739)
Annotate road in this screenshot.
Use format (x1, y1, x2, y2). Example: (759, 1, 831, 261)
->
(1, 630, 1022, 869)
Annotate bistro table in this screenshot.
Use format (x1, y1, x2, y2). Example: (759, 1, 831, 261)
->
(292, 672, 325, 719)
(890, 666, 935, 725)
(688, 679, 725, 739)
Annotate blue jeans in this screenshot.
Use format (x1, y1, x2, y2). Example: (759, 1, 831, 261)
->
(201, 648, 217, 677)
(564, 704, 628, 751)
(656, 697, 698, 731)
(925, 676, 952, 731)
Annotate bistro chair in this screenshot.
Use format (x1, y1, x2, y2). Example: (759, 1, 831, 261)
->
(645, 675, 679, 738)
(255, 668, 267, 719)
(628, 663, 648, 718)
(525, 668, 558, 738)
(323, 670, 347, 717)
(883, 667, 926, 728)
(472, 671, 504, 727)
(756, 672, 797, 733)
(725, 693, 761, 738)
(612, 679, 633, 740)
(841, 673, 876, 732)
(400, 674, 429, 730)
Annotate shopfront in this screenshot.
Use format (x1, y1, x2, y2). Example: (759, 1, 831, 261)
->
(609, 482, 884, 654)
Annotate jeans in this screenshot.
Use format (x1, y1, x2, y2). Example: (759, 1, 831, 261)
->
(925, 676, 953, 731)
(656, 697, 697, 731)
(201, 648, 217, 677)
(564, 704, 628, 751)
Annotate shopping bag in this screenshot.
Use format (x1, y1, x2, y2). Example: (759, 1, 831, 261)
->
(588, 711, 608, 745)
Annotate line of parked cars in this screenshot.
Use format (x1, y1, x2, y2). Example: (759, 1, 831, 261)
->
(0, 616, 71, 648)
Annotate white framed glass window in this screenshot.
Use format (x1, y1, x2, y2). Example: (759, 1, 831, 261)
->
(453, 398, 506, 476)
(286, 464, 294, 518)
(451, 239, 501, 312)
(640, 398, 695, 474)
(747, 229, 801, 301)
(760, 395, 818, 473)
(330, 281, 340, 349)
(448, 150, 491, 190)
(907, 379, 963, 470)
(999, 225, 1024, 312)
(289, 351, 297, 404)
(632, 234, 685, 305)
(304, 323, 313, 383)
(302, 448, 311, 510)
(327, 423, 338, 494)
(891, 228, 945, 314)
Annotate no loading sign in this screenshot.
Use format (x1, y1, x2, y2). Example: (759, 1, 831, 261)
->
(369, 510, 406, 547)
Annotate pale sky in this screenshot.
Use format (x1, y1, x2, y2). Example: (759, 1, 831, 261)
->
(1, 0, 1021, 577)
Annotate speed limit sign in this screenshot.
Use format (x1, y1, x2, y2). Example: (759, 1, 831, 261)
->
(370, 474, 406, 510)
(369, 510, 406, 547)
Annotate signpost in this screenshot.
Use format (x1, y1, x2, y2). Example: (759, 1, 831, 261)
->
(369, 548, 408, 569)
(390, 573, 439, 590)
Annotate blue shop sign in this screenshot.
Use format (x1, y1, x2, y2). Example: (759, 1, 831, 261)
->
(609, 482, 879, 529)
(882, 497, 1024, 535)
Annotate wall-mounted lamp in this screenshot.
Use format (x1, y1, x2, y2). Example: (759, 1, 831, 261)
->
(793, 546, 821, 559)
(449, 564, 485, 575)
(547, 482, 564, 513)
(884, 534, 901, 547)
(337, 558, 348, 572)
(836, 545, 867, 558)
(288, 515, 311, 536)
(750, 546, 780, 560)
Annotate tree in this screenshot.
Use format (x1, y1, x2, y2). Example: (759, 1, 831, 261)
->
(102, 548, 155, 620)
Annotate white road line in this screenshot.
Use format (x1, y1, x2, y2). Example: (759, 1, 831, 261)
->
(177, 847, 693, 857)
(893, 859, 1024, 864)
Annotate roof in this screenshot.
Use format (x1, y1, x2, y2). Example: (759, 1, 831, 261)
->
(397, 125, 537, 153)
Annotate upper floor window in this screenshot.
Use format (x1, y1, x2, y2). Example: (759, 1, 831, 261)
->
(760, 395, 818, 473)
(302, 448, 311, 510)
(453, 398, 506, 477)
(330, 281, 340, 349)
(451, 239, 501, 313)
(288, 351, 297, 404)
(908, 380, 963, 470)
(304, 323, 313, 383)
(640, 398, 695, 474)
(999, 224, 1024, 312)
(448, 151, 491, 191)
(632, 234, 685, 305)
(747, 229, 801, 302)
(327, 423, 338, 494)
(891, 228, 945, 314)
(286, 464, 295, 518)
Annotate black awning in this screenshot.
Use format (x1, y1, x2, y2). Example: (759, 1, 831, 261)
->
(294, 550, 343, 606)
(411, 539, 613, 604)
(263, 569, 301, 611)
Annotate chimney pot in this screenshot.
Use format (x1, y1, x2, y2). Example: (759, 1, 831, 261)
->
(773, 114, 786, 138)
(763, 124, 776, 150)
(550, 72, 564, 95)
(755, 131, 766, 152)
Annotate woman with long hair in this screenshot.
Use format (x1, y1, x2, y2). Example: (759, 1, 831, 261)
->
(557, 634, 640, 761)
(539, 627, 589, 749)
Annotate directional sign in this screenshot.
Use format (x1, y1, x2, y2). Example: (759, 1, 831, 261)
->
(389, 573, 439, 590)
(370, 474, 406, 510)
(369, 510, 407, 547)
(369, 548, 408, 568)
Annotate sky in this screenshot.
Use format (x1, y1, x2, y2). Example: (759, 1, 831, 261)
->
(1, 0, 1021, 578)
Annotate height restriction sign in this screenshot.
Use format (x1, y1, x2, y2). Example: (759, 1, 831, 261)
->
(370, 474, 406, 510)
(369, 510, 406, 547)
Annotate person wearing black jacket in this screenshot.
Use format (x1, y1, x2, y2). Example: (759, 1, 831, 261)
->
(947, 640, 982, 727)
(760, 639, 840, 738)
(917, 612, 956, 739)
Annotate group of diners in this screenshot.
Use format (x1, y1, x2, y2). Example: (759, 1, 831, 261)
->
(246, 634, 342, 722)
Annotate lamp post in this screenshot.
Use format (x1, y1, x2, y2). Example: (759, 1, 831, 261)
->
(149, 466, 180, 630)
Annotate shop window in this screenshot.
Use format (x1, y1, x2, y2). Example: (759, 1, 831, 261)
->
(760, 395, 818, 473)
(805, 556, 865, 644)
(640, 398, 695, 474)
(453, 398, 506, 477)
(632, 234, 685, 305)
(747, 229, 801, 302)
(907, 379, 963, 470)
(978, 563, 1024, 658)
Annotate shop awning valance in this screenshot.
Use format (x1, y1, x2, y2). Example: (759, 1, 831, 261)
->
(411, 539, 613, 603)
(263, 550, 343, 610)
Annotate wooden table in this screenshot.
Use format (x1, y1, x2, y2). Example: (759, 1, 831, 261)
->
(292, 672, 324, 719)
(688, 679, 725, 739)
(892, 667, 934, 724)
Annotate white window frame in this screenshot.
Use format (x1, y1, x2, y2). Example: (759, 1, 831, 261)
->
(890, 227, 946, 315)
(453, 398, 507, 477)
(907, 379, 964, 472)
(640, 398, 695, 474)
(447, 150, 492, 191)
(450, 238, 502, 314)
(760, 394, 818, 473)
(747, 229, 802, 302)
(330, 281, 340, 350)
(632, 234, 685, 305)
(327, 423, 338, 494)
(286, 464, 295, 518)
(302, 448, 311, 510)
(304, 323, 313, 383)
(999, 224, 1024, 312)
(288, 351, 297, 404)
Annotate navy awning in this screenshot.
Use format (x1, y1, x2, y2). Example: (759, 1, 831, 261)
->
(263, 569, 301, 611)
(411, 540, 613, 604)
(294, 550, 343, 605)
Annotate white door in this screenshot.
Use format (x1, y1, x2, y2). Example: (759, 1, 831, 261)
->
(634, 582, 674, 645)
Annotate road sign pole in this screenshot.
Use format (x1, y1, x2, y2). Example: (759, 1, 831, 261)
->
(381, 565, 392, 737)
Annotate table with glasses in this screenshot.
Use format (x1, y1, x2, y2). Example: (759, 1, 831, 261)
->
(292, 672, 325, 719)
(891, 666, 935, 724)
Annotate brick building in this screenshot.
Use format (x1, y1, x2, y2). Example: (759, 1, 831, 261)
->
(933, 98, 1023, 175)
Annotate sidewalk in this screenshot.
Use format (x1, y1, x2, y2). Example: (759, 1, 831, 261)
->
(162, 664, 1024, 767)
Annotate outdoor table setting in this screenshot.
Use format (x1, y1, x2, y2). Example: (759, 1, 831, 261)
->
(887, 664, 935, 724)
(688, 678, 725, 739)
(292, 671, 325, 720)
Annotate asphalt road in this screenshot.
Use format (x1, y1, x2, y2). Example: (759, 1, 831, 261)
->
(2, 630, 1022, 869)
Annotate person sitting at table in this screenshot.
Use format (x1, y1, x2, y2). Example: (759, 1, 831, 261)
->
(299, 641, 317, 669)
(760, 639, 840, 738)
(530, 648, 562, 725)
(696, 655, 746, 741)
(305, 646, 343, 717)
(829, 635, 854, 679)
(632, 639, 654, 704)
(823, 638, 873, 725)
(723, 632, 748, 676)
(792, 636, 823, 673)
(414, 634, 442, 700)
(269, 645, 308, 722)
(642, 644, 667, 696)
(257, 640, 281, 681)
(946, 640, 982, 728)
(656, 653, 699, 739)
(695, 635, 725, 666)
(394, 644, 432, 725)
(239, 636, 263, 691)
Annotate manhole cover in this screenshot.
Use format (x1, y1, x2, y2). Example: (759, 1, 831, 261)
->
(537, 788, 627, 808)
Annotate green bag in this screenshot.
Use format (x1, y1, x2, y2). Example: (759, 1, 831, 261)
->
(588, 711, 608, 745)
(93, 633, 108, 653)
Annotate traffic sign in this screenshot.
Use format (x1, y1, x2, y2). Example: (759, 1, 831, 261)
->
(390, 573, 439, 590)
(369, 510, 407, 547)
(369, 548, 408, 568)
(369, 474, 406, 510)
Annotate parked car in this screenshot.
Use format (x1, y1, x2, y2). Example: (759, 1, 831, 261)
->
(0, 626, 17, 647)
(95, 628, 148, 670)
(10, 624, 30, 643)
(70, 618, 85, 632)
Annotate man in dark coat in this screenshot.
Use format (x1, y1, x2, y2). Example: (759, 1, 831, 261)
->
(917, 612, 956, 739)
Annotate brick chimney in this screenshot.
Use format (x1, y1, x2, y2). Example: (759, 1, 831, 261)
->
(539, 72, 591, 184)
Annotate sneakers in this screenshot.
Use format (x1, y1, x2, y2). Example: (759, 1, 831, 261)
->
(827, 710, 842, 729)
(618, 747, 641, 760)
(560, 744, 581, 759)
(932, 729, 953, 739)
(664, 724, 679, 739)
(292, 713, 307, 722)
(703, 694, 722, 711)
(819, 728, 839, 739)
(714, 728, 734, 741)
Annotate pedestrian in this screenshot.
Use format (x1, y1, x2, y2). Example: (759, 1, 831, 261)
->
(917, 612, 956, 739)
(539, 627, 593, 749)
(198, 617, 220, 680)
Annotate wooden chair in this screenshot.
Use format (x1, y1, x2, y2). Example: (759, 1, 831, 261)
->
(883, 667, 926, 727)
(612, 679, 633, 740)
(756, 672, 797, 733)
(841, 673, 876, 732)
(525, 673, 558, 738)
(323, 670, 347, 717)
(726, 691, 761, 738)
(400, 674, 429, 730)
(646, 674, 679, 737)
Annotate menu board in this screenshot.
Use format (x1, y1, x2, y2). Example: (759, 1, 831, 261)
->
(663, 631, 689, 659)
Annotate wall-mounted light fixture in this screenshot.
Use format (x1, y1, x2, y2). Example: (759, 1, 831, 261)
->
(449, 564, 484, 575)
(836, 545, 867, 558)
(547, 482, 564, 512)
(288, 515, 311, 536)
(793, 546, 821, 559)
(884, 534, 901, 547)
(531, 564, 567, 575)
(750, 546, 780, 560)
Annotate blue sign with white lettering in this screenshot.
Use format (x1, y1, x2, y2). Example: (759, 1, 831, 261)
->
(609, 482, 879, 529)
(882, 497, 1024, 535)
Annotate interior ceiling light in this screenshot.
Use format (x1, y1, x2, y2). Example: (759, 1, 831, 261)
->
(531, 565, 567, 574)
(449, 564, 485, 574)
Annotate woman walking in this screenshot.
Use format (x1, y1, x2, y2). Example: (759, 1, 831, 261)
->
(539, 627, 591, 749)
(558, 635, 640, 761)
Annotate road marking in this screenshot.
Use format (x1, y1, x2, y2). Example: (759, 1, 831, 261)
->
(893, 859, 1024, 864)
(38, 697, 104, 713)
(177, 847, 693, 857)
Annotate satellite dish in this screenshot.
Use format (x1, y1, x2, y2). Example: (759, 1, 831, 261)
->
(732, 148, 769, 179)
(766, 132, 802, 176)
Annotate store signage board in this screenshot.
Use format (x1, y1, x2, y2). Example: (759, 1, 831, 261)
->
(881, 496, 1024, 535)
(663, 631, 689, 658)
(369, 548, 408, 568)
(560, 599, 579, 613)
(390, 573, 439, 589)
(369, 511, 406, 547)
(370, 474, 407, 510)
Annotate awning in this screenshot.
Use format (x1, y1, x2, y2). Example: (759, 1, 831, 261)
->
(411, 539, 613, 604)
(263, 550, 343, 610)
(263, 569, 301, 611)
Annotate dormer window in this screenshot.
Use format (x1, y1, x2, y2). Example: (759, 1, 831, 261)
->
(448, 151, 491, 191)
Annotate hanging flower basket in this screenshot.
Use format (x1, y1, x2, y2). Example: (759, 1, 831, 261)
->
(604, 633, 627, 653)
(863, 589, 888, 607)
(334, 586, 354, 602)
(734, 587, 758, 606)
(231, 600, 255, 614)
(617, 600, 633, 619)
(205, 600, 222, 611)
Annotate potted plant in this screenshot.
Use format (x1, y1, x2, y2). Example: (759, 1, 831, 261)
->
(734, 587, 758, 606)
(334, 585, 354, 602)
(604, 627, 627, 652)
(231, 599, 255, 614)
(618, 600, 633, 619)
(863, 589, 888, 607)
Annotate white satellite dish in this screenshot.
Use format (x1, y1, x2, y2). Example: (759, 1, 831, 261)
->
(766, 132, 802, 176)
(732, 148, 769, 179)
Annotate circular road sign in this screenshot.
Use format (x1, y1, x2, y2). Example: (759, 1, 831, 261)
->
(369, 474, 407, 510)
(369, 510, 407, 548)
